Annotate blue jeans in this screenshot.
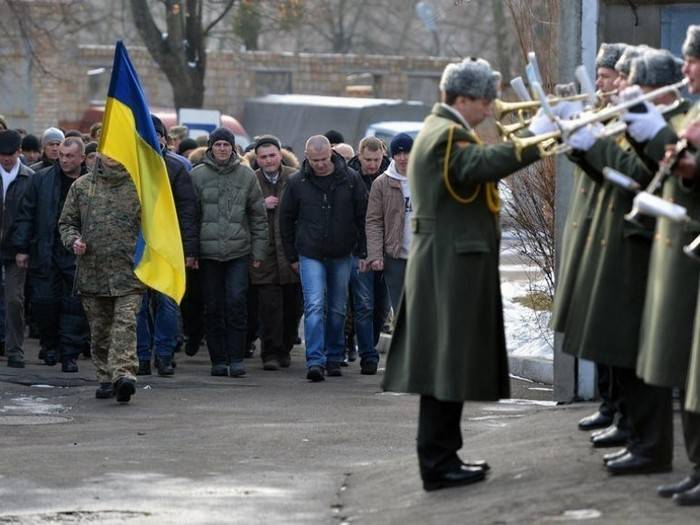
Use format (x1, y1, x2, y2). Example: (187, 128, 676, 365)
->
(299, 255, 352, 368)
(349, 257, 379, 363)
(383, 256, 407, 313)
(136, 289, 180, 361)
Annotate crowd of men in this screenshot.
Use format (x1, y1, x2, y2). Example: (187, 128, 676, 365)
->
(3, 24, 700, 498)
(0, 114, 414, 397)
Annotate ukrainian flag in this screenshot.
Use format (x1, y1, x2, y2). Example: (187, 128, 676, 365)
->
(98, 41, 186, 303)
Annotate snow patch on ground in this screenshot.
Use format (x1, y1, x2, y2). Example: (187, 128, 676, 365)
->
(1, 396, 65, 415)
(501, 279, 553, 360)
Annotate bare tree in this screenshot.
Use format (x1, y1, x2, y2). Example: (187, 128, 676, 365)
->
(129, 0, 237, 109)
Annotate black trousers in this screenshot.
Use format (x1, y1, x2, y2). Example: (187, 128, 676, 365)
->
(680, 391, 700, 478)
(181, 267, 205, 347)
(617, 367, 673, 463)
(256, 282, 302, 362)
(597, 364, 617, 416)
(417, 395, 464, 480)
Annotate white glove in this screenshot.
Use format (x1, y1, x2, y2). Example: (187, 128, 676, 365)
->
(551, 100, 584, 120)
(528, 109, 558, 135)
(566, 123, 604, 152)
(621, 100, 666, 142)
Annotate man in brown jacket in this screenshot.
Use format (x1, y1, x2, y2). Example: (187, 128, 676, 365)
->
(366, 133, 414, 311)
(249, 135, 302, 370)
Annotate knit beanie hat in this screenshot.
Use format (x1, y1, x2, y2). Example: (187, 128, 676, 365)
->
(177, 138, 198, 156)
(41, 127, 64, 145)
(0, 129, 22, 155)
(440, 57, 501, 101)
(324, 130, 345, 145)
(208, 127, 236, 149)
(595, 43, 628, 70)
(683, 25, 700, 59)
(254, 134, 282, 152)
(21, 134, 40, 152)
(615, 45, 649, 77)
(628, 49, 684, 87)
(84, 142, 98, 156)
(390, 133, 414, 157)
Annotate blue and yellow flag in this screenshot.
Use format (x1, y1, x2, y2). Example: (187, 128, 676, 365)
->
(98, 41, 186, 303)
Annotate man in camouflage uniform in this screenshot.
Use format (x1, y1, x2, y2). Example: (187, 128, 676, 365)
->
(58, 154, 143, 403)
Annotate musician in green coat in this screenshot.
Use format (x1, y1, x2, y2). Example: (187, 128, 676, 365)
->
(382, 57, 546, 492)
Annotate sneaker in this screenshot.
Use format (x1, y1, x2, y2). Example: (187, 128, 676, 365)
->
(114, 377, 136, 403)
(157, 357, 175, 376)
(137, 360, 152, 376)
(262, 358, 279, 371)
(61, 359, 79, 373)
(278, 355, 291, 368)
(230, 361, 247, 377)
(211, 364, 229, 376)
(326, 362, 343, 377)
(7, 357, 25, 368)
(44, 350, 58, 366)
(306, 365, 325, 382)
(360, 359, 378, 375)
(95, 382, 114, 399)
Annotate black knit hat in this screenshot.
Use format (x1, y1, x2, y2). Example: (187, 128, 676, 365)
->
(177, 138, 198, 155)
(208, 127, 236, 148)
(254, 134, 282, 152)
(390, 133, 414, 157)
(85, 142, 98, 156)
(0, 129, 22, 155)
(324, 130, 345, 145)
(21, 134, 40, 152)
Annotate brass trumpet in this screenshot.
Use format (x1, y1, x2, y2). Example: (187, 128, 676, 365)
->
(493, 93, 594, 121)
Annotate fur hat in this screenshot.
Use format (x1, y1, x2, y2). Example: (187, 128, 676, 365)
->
(0, 129, 22, 155)
(596, 43, 628, 70)
(683, 25, 700, 59)
(628, 49, 684, 87)
(207, 127, 236, 149)
(390, 133, 414, 157)
(615, 45, 649, 76)
(440, 57, 501, 101)
(41, 127, 64, 145)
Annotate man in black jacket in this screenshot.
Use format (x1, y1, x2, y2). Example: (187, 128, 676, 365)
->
(13, 137, 89, 372)
(0, 129, 34, 368)
(135, 116, 199, 376)
(280, 135, 367, 382)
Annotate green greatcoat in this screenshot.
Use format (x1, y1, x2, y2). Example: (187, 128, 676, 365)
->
(637, 104, 700, 389)
(382, 103, 539, 402)
(549, 166, 601, 332)
(686, 147, 700, 413)
(561, 136, 653, 368)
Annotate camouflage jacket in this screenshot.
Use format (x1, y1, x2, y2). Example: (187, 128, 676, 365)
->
(58, 164, 144, 297)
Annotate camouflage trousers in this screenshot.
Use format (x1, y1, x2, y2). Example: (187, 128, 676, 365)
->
(81, 294, 141, 384)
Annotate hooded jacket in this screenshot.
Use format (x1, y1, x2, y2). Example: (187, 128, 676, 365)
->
(190, 150, 267, 262)
(279, 152, 367, 263)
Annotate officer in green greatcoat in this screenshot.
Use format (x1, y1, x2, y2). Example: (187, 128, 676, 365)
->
(625, 25, 700, 505)
(552, 43, 628, 433)
(382, 57, 549, 492)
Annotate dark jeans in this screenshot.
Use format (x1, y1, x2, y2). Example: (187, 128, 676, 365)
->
(255, 282, 302, 363)
(383, 256, 406, 312)
(417, 395, 464, 480)
(30, 264, 89, 362)
(200, 257, 249, 365)
(181, 267, 205, 349)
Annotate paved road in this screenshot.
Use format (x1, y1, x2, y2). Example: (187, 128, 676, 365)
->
(0, 340, 695, 524)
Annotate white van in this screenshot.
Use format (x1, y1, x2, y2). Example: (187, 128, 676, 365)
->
(364, 121, 423, 144)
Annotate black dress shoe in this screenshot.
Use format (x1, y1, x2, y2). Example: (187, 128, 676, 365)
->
(7, 357, 25, 368)
(606, 452, 671, 475)
(673, 481, 700, 506)
(578, 410, 614, 431)
(658, 476, 700, 498)
(423, 465, 487, 492)
(603, 448, 628, 464)
(590, 424, 615, 439)
(95, 382, 115, 399)
(591, 425, 629, 448)
(306, 366, 325, 382)
(463, 459, 490, 472)
(114, 377, 136, 403)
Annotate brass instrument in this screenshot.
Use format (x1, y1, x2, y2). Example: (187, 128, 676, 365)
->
(511, 78, 689, 160)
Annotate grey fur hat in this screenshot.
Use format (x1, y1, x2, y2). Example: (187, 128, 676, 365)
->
(439, 57, 501, 101)
(628, 49, 684, 87)
(682, 25, 700, 58)
(614, 45, 650, 77)
(596, 43, 628, 70)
